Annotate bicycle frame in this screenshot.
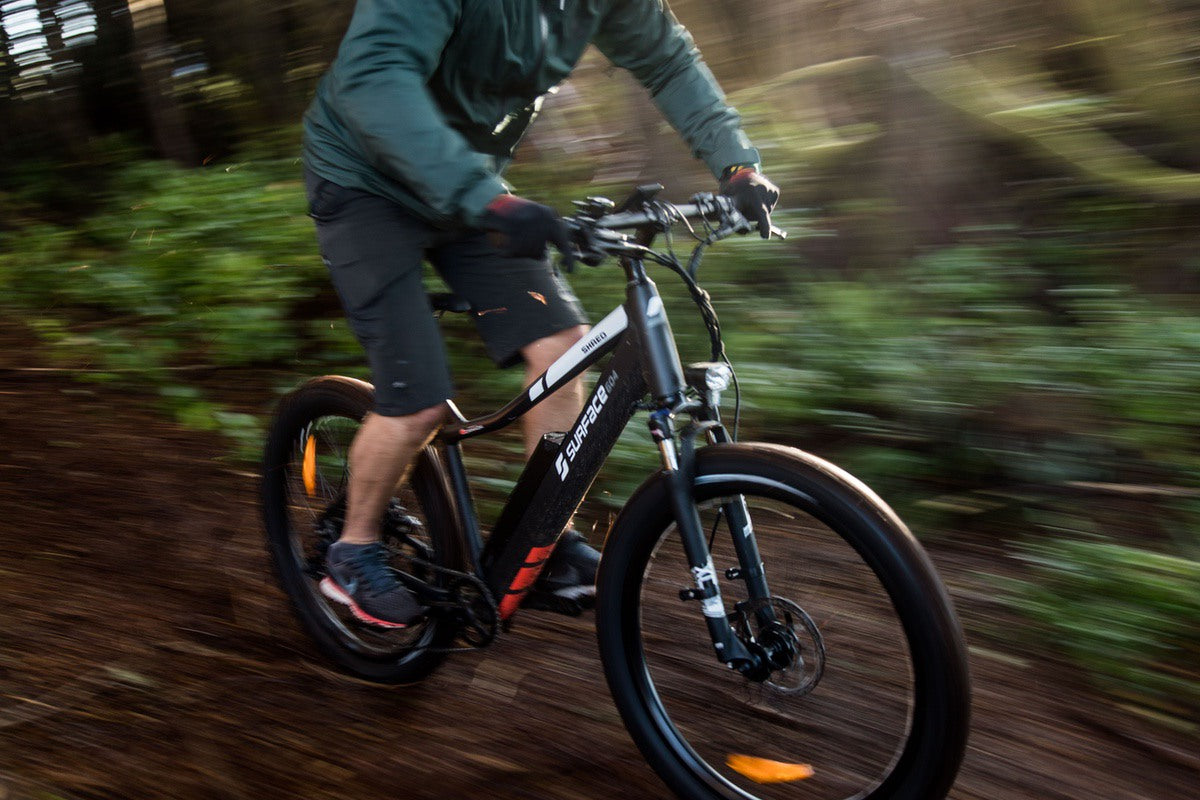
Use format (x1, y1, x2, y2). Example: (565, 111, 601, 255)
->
(436, 291, 642, 616)
(433, 252, 770, 670)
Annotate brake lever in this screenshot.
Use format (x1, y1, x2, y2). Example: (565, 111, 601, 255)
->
(706, 194, 788, 240)
(709, 223, 746, 241)
(719, 220, 787, 242)
(726, 206, 788, 240)
(715, 211, 752, 239)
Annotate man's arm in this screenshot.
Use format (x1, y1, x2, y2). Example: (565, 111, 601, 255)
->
(592, 0, 761, 178)
(329, 0, 506, 224)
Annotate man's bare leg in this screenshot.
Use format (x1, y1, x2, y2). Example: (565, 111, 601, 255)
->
(341, 322, 586, 546)
(519, 324, 589, 456)
(320, 404, 447, 627)
(339, 404, 447, 544)
(327, 325, 594, 622)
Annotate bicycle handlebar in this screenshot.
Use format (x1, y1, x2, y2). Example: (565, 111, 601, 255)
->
(563, 192, 785, 267)
(596, 195, 738, 231)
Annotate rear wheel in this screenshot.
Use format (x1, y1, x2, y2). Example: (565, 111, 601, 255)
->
(261, 376, 464, 683)
(596, 443, 970, 800)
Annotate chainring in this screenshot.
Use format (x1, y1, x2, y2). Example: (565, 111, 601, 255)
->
(402, 555, 500, 651)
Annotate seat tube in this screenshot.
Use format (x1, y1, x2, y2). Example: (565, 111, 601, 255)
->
(441, 441, 485, 573)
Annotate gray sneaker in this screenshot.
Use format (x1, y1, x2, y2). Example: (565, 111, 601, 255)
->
(320, 541, 427, 628)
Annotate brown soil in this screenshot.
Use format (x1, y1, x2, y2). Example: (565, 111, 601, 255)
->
(1, 320, 1196, 800)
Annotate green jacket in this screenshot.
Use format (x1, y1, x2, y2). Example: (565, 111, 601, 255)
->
(302, 0, 760, 227)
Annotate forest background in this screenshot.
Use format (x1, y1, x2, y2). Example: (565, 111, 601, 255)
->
(1, 0, 1198, 740)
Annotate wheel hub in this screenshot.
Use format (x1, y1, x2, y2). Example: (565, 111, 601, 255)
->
(733, 596, 825, 695)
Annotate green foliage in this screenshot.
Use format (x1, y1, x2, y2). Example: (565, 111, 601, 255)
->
(0, 136, 152, 223)
(0, 152, 324, 456)
(688, 241, 1200, 515)
(8, 154, 1200, 497)
(5, 155, 321, 370)
(1006, 536, 1200, 727)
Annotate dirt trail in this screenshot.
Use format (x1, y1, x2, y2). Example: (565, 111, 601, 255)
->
(1, 321, 1196, 800)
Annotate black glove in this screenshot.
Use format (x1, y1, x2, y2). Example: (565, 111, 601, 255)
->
(719, 166, 780, 239)
(481, 194, 573, 265)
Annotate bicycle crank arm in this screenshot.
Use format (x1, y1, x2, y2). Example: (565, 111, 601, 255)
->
(395, 573, 452, 604)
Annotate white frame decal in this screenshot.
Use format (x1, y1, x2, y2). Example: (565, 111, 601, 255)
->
(528, 305, 629, 401)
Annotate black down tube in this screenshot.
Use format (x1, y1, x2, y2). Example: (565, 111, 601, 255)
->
(482, 338, 647, 619)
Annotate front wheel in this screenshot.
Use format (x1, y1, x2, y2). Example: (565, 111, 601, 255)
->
(596, 443, 970, 800)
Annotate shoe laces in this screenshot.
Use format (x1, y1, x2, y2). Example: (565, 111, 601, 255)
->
(343, 543, 399, 597)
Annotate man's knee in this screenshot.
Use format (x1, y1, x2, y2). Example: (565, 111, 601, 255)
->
(521, 324, 590, 369)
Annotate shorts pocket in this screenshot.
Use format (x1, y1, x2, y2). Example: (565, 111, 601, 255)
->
(305, 174, 353, 221)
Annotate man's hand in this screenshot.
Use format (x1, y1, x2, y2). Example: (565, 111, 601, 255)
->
(481, 194, 573, 265)
(719, 166, 780, 239)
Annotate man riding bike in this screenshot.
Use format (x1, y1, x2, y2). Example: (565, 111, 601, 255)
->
(302, 0, 780, 628)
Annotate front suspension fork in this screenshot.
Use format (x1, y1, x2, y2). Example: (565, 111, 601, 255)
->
(650, 410, 774, 674)
(703, 421, 779, 632)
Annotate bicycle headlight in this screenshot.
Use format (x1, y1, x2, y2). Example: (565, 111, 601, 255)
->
(685, 362, 732, 399)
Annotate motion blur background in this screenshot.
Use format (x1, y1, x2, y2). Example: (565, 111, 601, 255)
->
(1, 1, 1198, 797)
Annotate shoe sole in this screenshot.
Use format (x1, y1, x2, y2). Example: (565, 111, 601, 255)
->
(550, 584, 595, 601)
(523, 583, 596, 613)
(319, 577, 412, 629)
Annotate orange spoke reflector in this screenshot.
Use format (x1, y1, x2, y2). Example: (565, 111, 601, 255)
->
(726, 754, 814, 784)
(302, 435, 317, 497)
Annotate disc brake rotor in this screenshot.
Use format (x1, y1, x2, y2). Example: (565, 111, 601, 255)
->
(737, 596, 826, 696)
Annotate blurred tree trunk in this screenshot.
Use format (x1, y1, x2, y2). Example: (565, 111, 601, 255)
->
(177, 0, 295, 126)
(0, 19, 12, 163)
(81, 0, 143, 138)
(234, 0, 291, 124)
(1064, 0, 1200, 165)
(126, 0, 195, 164)
(35, 0, 96, 158)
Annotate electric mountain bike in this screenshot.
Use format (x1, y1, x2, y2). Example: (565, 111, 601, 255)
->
(261, 185, 971, 800)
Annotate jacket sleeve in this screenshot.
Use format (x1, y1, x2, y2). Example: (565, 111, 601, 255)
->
(329, 0, 506, 224)
(593, 0, 761, 178)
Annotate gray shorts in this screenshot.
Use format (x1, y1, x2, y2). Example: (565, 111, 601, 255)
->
(305, 170, 589, 416)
